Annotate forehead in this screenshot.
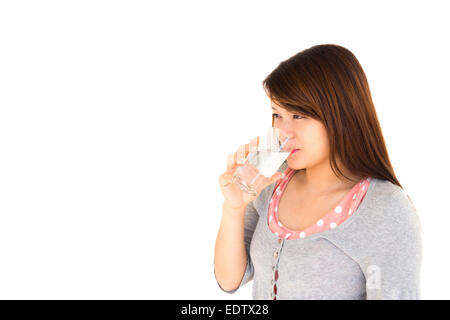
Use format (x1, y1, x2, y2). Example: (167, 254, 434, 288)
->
(271, 102, 308, 117)
(271, 103, 291, 113)
(271, 102, 284, 110)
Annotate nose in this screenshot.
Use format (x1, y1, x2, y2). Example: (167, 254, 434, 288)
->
(275, 128, 295, 151)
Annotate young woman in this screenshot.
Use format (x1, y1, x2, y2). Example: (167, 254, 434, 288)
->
(214, 44, 422, 300)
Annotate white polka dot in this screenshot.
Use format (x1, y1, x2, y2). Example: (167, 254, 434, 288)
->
(362, 185, 365, 190)
(278, 221, 283, 227)
(348, 208, 353, 215)
(275, 232, 279, 236)
(335, 206, 342, 213)
(285, 233, 291, 239)
(352, 194, 357, 200)
(317, 219, 324, 227)
(300, 232, 306, 238)
(269, 215, 273, 223)
(275, 206, 278, 213)
(330, 222, 337, 229)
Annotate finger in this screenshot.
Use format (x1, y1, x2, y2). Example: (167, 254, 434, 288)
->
(236, 144, 248, 165)
(269, 172, 285, 184)
(226, 152, 237, 173)
(251, 173, 267, 194)
(248, 136, 259, 153)
(256, 172, 284, 193)
(219, 172, 233, 187)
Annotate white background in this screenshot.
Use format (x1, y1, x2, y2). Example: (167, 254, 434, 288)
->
(0, 0, 448, 299)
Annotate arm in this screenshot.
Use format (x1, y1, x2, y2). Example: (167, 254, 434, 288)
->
(214, 200, 259, 293)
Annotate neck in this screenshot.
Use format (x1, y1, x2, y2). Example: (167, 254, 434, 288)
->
(294, 163, 360, 196)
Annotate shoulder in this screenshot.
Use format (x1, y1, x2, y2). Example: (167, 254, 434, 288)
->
(326, 178, 422, 258)
(366, 178, 421, 235)
(350, 178, 422, 264)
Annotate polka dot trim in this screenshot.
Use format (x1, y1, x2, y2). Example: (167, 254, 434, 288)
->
(267, 168, 371, 240)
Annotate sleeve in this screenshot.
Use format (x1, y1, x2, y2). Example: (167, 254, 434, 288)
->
(364, 188, 423, 300)
(214, 199, 260, 294)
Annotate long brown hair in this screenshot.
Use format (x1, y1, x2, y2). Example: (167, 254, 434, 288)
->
(263, 44, 402, 189)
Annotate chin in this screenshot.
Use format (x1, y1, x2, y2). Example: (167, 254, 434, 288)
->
(287, 159, 306, 171)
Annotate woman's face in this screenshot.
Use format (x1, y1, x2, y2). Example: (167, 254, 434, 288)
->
(271, 102, 330, 170)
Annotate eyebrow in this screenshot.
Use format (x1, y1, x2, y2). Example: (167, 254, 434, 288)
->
(271, 105, 288, 113)
(271, 105, 306, 117)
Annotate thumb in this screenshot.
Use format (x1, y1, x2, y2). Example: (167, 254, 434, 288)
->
(267, 172, 284, 186)
(255, 172, 285, 196)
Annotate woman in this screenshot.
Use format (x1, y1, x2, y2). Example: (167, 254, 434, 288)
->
(214, 44, 422, 300)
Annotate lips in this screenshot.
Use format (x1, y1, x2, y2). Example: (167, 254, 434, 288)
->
(289, 149, 300, 155)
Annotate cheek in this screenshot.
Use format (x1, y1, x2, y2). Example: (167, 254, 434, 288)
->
(302, 144, 328, 162)
(311, 134, 329, 153)
(299, 128, 330, 158)
(287, 123, 330, 167)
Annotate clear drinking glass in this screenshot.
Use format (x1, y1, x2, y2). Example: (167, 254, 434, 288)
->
(231, 127, 291, 196)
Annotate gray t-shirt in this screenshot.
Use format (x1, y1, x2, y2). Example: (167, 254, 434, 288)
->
(215, 163, 422, 299)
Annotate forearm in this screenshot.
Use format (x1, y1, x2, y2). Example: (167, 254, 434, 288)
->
(214, 203, 248, 291)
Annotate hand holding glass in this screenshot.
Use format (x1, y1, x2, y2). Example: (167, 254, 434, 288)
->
(231, 128, 291, 196)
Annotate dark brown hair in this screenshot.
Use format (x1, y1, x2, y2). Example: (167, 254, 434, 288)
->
(263, 44, 402, 188)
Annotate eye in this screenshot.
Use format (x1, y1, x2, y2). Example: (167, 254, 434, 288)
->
(272, 113, 305, 120)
